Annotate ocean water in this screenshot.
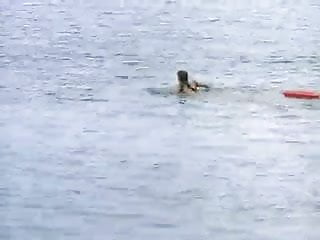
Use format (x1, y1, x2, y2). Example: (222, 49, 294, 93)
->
(1, 0, 320, 239)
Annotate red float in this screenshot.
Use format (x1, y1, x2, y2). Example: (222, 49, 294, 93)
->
(283, 90, 320, 99)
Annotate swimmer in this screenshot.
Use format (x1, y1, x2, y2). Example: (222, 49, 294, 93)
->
(177, 70, 210, 94)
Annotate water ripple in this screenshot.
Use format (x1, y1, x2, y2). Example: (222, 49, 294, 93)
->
(1, 1, 320, 240)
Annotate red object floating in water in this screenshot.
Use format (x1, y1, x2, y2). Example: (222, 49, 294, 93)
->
(283, 90, 320, 99)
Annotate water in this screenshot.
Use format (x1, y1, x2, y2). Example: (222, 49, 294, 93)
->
(1, 0, 320, 239)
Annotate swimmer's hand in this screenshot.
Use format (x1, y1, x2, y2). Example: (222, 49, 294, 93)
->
(191, 80, 210, 91)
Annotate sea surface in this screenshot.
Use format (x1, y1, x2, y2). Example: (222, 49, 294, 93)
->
(1, 0, 320, 239)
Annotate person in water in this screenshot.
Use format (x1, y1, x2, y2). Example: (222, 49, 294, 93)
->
(177, 70, 210, 94)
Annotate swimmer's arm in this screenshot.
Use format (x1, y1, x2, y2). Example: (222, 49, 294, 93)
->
(192, 80, 210, 89)
(196, 82, 210, 89)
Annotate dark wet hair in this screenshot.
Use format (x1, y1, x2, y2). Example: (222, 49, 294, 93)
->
(177, 70, 195, 93)
(177, 70, 188, 84)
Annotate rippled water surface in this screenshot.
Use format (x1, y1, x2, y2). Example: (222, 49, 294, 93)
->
(1, 0, 320, 239)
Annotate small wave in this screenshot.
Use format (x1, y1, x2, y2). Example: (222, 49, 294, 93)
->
(122, 60, 144, 66)
(56, 97, 108, 103)
(80, 98, 109, 102)
(115, 75, 129, 79)
(208, 17, 220, 22)
(102, 11, 134, 16)
(269, 60, 295, 64)
(23, 2, 42, 6)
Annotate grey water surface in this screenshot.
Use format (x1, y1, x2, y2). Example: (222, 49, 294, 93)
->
(1, 0, 320, 239)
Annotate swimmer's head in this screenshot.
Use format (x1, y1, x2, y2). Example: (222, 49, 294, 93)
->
(177, 70, 189, 85)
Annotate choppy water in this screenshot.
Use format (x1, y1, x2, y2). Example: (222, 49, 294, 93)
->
(1, 0, 320, 239)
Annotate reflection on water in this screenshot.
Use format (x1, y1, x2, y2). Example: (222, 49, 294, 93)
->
(1, 0, 320, 240)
